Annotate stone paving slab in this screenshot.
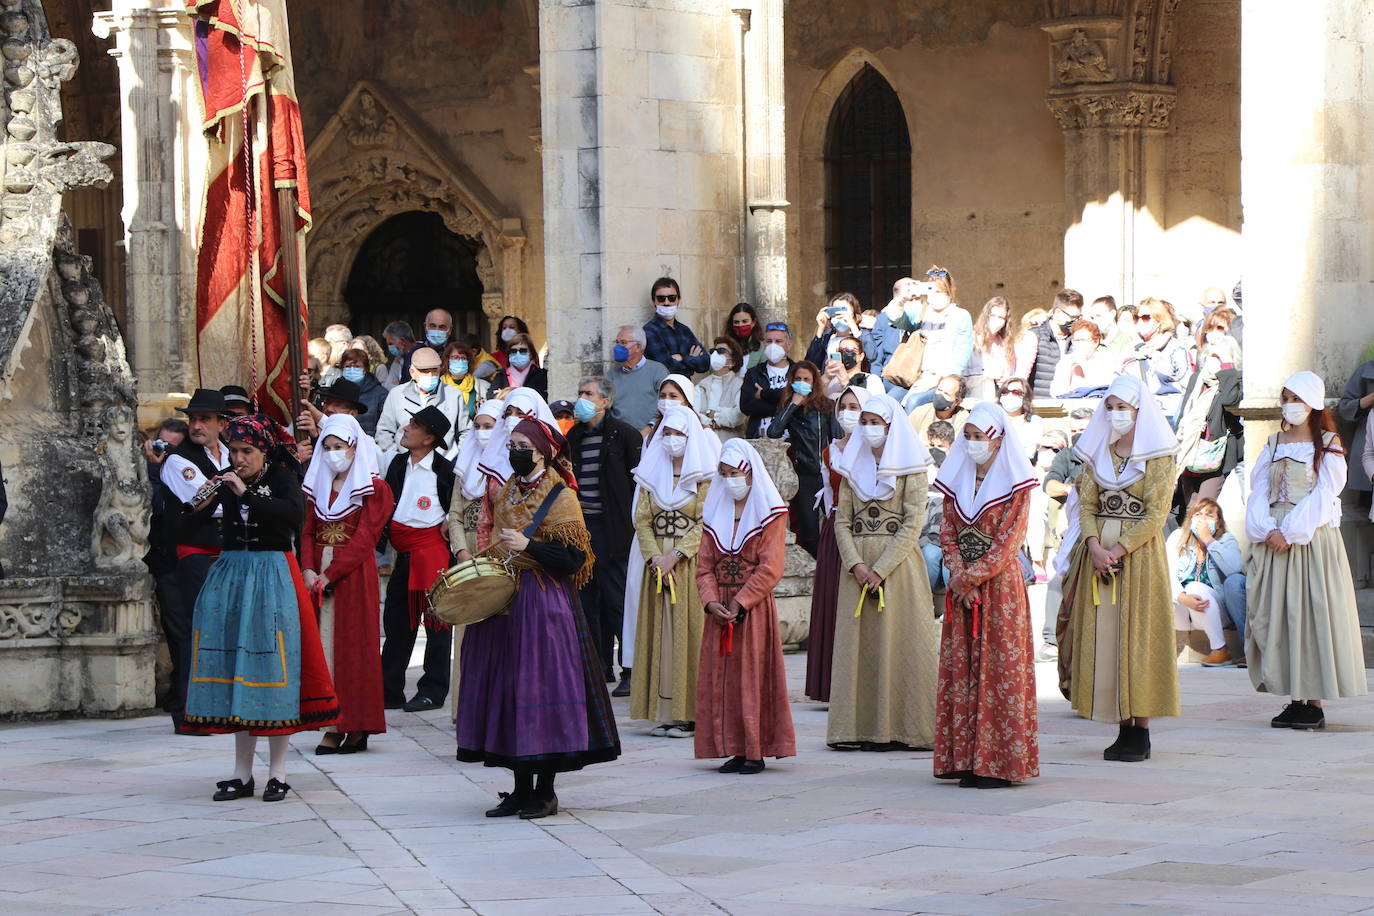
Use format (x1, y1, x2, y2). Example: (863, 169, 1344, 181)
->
(2, 648, 1374, 914)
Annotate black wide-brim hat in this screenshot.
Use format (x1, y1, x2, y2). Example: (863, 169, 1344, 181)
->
(177, 388, 229, 416)
(410, 405, 451, 442)
(219, 384, 253, 407)
(318, 378, 368, 415)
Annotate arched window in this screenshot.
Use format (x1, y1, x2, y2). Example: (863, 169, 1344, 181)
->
(824, 66, 912, 312)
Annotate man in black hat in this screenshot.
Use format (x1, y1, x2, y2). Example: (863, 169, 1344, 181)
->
(159, 388, 230, 734)
(380, 406, 456, 713)
(219, 385, 253, 417)
(294, 377, 382, 468)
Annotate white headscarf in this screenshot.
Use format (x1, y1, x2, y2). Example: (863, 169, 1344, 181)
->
(477, 387, 557, 483)
(300, 414, 380, 521)
(1073, 373, 1176, 488)
(701, 438, 787, 553)
(1282, 370, 1325, 410)
(821, 385, 875, 513)
(458, 399, 505, 499)
(632, 405, 721, 510)
(833, 392, 932, 502)
(932, 402, 1037, 524)
(659, 374, 700, 412)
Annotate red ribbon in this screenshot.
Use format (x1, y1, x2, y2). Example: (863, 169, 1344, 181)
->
(720, 619, 734, 657)
(946, 591, 983, 640)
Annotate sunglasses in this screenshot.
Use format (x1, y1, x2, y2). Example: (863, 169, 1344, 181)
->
(711, 346, 731, 355)
(654, 294, 679, 303)
(1135, 315, 1155, 323)
(765, 322, 789, 332)
(925, 268, 949, 278)
(509, 347, 531, 355)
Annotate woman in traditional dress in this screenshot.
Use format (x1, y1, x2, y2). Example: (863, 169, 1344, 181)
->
(695, 438, 796, 773)
(931, 403, 1039, 787)
(301, 414, 394, 754)
(1057, 374, 1178, 762)
(805, 384, 870, 703)
(456, 418, 619, 818)
(185, 415, 340, 802)
(827, 392, 938, 751)
(629, 405, 719, 738)
(1246, 371, 1366, 729)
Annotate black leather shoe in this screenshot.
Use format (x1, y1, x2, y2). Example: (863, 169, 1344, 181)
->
(485, 792, 527, 817)
(1271, 701, 1304, 728)
(212, 777, 254, 801)
(384, 697, 406, 710)
(738, 759, 765, 775)
(1116, 726, 1151, 762)
(262, 778, 291, 802)
(717, 756, 745, 774)
(1103, 723, 1128, 760)
(611, 677, 631, 698)
(519, 794, 559, 819)
(1289, 703, 1325, 730)
(403, 695, 440, 713)
(315, 738, 343, 755)
(958, 774, 979, 788)
(935, 770, 972, 781)
(975, 776, 1013, 789)
(337, 734, 370, 754)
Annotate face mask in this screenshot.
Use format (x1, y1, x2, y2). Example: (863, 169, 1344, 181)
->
(1108, 408, 1135, 434)
(966, 440, 994, 465)
(661, 434, 687, 457)
(656, 304, 678, 321)
(473, 428, 494, 446)
(448, 359, 468, 378)
(709, 351, 728, 372)
(387, 344, 402, 357)
(791, 381, 812, 397)
(932, 393, 955, 413)
(838, 350, 858, 370)
(505, 415, 522, 431)
(723, 476, 751, 501)
(657, 398, 677, 414)
(1059, 317, 1077, 336)
(500, 327, 518, 343)
(832, 318, 851, 334)
(508, 448, 536, 477)
(763, 343, 786, 364)
(416, 374, 439, 393)
(323, 449, 353, 473)
(1281, 402, 1310, 426)
(342, 367, 365, 383)
(1205, 330, 1225, 346)
(613, 344, 631, 363)
(574, 397, 599, 423)
(509, 351, 532, 370)
(927, 292, 950, 310)
(903, 300, 923, 321)
(861, 424, 887, 449)
(1092, 316, 1113, 333)
(425, 329, 448, 346)
(999, 395, 1024, 414)
(838, 408, 861, 434)
(1036, 448, 1056, 468)
(1192, 517, 1217, 537)
(732, 323, 753, 339)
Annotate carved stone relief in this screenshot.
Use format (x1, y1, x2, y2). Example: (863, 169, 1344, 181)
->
(1046, 90, 1175, 130)
(1057, 29, 1115, 84)
(91, 405, 151, 571)
(344, 89, 397, 148)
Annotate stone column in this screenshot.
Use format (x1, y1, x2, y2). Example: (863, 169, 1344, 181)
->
(1042, 13, 1175, 308)
(539, 0, 742, 396)
(739, 0, 788, 322)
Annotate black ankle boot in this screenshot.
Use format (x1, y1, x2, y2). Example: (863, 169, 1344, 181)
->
(1117, 725, 1151, 762)
(1103, 723, 1128, 761)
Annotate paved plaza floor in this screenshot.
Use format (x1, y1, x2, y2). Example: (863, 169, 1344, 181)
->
(4, 649, 1374, 915)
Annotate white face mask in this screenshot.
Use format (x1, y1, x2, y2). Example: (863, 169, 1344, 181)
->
(473, 427, 494, 446)
(1205, 330, 1225, 347)
(965, 440, 994, 465)
(1281, 402, 1310, 426)
(657, 398, 677, 414)
(763, 343, 786, 364)
(722, 476, 751, 501)
(323, 449, 353, 473)
(838, 408, 861, 435)
(861, 424, 887, 449)
(709, 351, 728, 372)
(500, 327, 517, 343)
(656, 304, 679, 321)
(1108, 408, 1136, 435)
(660, 434, 687, 457)
(505, 415, 521, 431)
(999, 395, 1024, 414)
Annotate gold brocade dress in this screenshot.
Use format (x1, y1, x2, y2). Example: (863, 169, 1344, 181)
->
(828, 472, 938, 749)
(1058, 454, 1179, 723)
(630, 480, 709, 725)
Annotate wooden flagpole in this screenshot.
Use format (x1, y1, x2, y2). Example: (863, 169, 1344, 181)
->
(277, 186, 306, 422)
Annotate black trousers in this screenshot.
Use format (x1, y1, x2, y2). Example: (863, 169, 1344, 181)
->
(792, 472, 823, 559)
(381, 551, 452, 704)
(170, 552, 215, 720)
(152, 568, 186, 711)
(579, 514, 629, 676)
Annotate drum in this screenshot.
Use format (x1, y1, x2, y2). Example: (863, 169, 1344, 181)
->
(428, 557, 516, 627)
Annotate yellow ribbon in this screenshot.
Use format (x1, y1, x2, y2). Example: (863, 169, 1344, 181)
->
(1091, 571, 1118, 607)
(854, 584, 886, 618)
(654, 566, 678, 605)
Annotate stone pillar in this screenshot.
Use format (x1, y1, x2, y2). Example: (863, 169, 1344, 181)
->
(1043, 13, 1175, 307)
(93, 1, 199, 422)
(539, 0, 742, 396)
(739, 0, 788, 322)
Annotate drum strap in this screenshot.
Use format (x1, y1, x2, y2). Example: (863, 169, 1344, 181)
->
(523, 483, 566, 538)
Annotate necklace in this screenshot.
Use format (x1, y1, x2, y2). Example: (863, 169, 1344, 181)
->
(507, 472, 544, 506)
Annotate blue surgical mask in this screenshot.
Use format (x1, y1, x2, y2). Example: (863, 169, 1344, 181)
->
(613, 344, 630, 363)
(387, 344, 402, 357)
(425, 329, 448, 346)
(509, 351, 532, 370)
(832, 318, 851, 334)
(792, 381, 812, 397)
(574, 397, 598, 422)
(416, 374, 439, 393)
(448, 359, 468, 377)
(342, 366, 365, 383)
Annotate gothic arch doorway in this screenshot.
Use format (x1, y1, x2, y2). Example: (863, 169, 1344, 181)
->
(823, 65, 912, 311)
(343, 212, 485, 342)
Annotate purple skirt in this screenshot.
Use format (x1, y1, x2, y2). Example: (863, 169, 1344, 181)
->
(804, 513, 842, 702)
(456, 570, 620, 772)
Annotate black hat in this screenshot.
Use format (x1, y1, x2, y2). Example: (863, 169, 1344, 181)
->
(549, 399, 574, 417)
(409, 405, 451, 443)
(219, 385, 252, 408)
(177, 388, 228, 416)
(317, 378, 368, 415)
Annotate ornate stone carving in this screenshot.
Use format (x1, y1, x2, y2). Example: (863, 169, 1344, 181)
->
(0, 602, 82, 639)
(343, 89, 397, 148)
(1046, 89, 1175, 130)
(1057, 29, 1115, 84)
(1130, 0, 1154, 81)
(1157, 0, 1183, 84)
(91, 406, 151, 571)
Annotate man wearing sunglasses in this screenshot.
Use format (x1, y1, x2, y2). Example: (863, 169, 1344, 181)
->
(642, 277, 710, 376)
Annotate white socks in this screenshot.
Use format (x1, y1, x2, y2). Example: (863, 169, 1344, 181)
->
(231, 732, 291, 783)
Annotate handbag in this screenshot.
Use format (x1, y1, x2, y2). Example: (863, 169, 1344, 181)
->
(1184, 435, 1227, 474)
(881, 330, 926, 389)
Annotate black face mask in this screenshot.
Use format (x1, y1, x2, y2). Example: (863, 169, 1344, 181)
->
(1059, 315, 1078, 336)
(509, 448, 537, 477)
(838, 350, 859, 370)
(932, 393, 955, 413)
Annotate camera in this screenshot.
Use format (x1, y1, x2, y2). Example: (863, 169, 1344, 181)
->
(150, 438, 172, 458)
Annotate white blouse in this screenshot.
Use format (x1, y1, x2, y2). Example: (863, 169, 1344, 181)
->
(1245, 437, 1346, 545)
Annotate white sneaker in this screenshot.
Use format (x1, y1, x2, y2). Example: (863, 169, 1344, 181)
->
(648, 725, 670, 737)
(665, 725, 694, 738)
